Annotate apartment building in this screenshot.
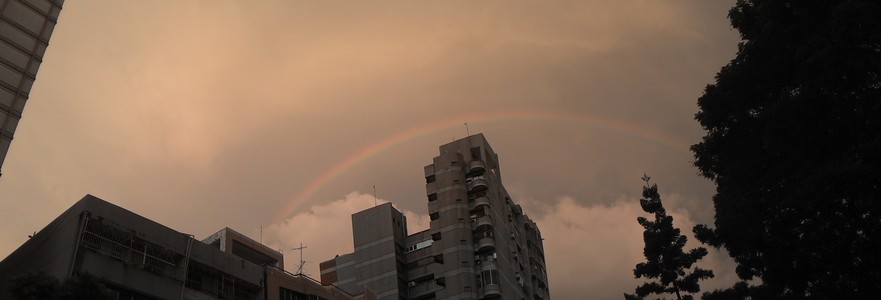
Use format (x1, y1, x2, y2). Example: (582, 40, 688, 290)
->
(321, 134, 550, 300)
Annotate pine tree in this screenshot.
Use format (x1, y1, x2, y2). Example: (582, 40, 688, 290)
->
(625, 175, 713, 300)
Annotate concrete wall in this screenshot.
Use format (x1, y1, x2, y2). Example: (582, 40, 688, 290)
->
(349, 203, 407, 300)
(0, 194, 86, 296)
(267, 266, 375, 300)
(0, 195, 266, 299)
(202, 227, 284, 268)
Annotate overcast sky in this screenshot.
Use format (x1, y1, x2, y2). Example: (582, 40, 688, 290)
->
(1, 1, 742, 299)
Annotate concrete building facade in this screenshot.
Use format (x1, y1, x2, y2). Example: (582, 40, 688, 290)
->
(0, 0, 62, 178)
(320, 203, 409, 300)
(321, 134, 550, 300)
(0, 195, 375, 300)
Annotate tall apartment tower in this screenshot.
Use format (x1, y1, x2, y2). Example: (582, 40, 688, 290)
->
(321, 134, 551, 300)
(0, 0, 62, 178)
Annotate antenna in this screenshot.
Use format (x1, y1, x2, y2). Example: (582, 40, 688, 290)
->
(373, 185, 377, 206)
(291, 243, 308, 275)
(465, 122, 470, 136)
(260, 226, 262, 243)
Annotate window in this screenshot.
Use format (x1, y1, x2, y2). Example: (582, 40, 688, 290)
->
(427, 193, 437, 202)
(426, 175, 435, 183)
(405, 239, 434, 253)
(476, 251, 498, 264)
(471, 147, 481, 160)
(474, 225, 494, 240)
(432, 232, 442, 241)
(429, 212, 439, 221)
(280, 287, 325, 300)
(482, 270, 500, 286)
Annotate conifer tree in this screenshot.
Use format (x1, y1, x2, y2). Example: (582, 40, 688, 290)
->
(625, 175, 713, 300)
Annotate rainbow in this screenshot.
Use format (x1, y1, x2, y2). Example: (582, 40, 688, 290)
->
(271, 109, 689, 223)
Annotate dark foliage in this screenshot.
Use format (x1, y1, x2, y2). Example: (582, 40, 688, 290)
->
(10, 272, 58, 300)
(625, 175, 713, 300)
(692, 0, 881, 298)
(9, 272, 115, 300)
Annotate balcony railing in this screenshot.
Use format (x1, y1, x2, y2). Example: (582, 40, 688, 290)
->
(409, 280, 441, 298)
(477, 237, 496, 252)
(468, 160, 486, 176)
(476, 215, 493, 227)
(473, 196, 490, 208)
(467, 176, 488, 192)
(482, 283, 501, 299)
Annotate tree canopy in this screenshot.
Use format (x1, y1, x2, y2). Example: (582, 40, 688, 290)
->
(692, 0, 881, 298)
(10, 272, 115, 300)
(626, 175, 713, 300)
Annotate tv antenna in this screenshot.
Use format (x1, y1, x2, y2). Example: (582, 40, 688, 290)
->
(291, 243, 308, 275)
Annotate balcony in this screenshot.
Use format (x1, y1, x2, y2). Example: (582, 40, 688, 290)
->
(408, 264, 430, 280)
(473, 196, 490, 209)
(482, 284, 501, 299)
(467, 176, 488, 193)
(477, 237, 495, 252)
(409, 280, 439, 299)
(476, 215, 493, 227)
(479, 258, 498, 271)
(468, 160, 486, 176)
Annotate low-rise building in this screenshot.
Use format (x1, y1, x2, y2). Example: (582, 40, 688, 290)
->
(0, 194, 374, 300)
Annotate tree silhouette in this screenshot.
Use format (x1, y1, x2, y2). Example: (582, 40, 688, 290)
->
(9, 272, 58, 300)
(9, 272, 115, 300)
(625, 175, 713, 300)
(692, 0, 881, 298)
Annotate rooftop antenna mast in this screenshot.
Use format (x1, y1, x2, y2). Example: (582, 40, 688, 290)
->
(465, 122, 470, 136)
(291, 243, 308, 275)
(373, 185, 377, 206)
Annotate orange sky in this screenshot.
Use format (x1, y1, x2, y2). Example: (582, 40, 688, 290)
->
(0, 1, 741, 299)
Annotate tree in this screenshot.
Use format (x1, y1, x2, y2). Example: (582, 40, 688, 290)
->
(9, 272, 114, 300)
(692, 0, 881, 298)
(9, 272, 58, 300)
(56, 273, 115, 300)
(625, 175, 713, 300)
